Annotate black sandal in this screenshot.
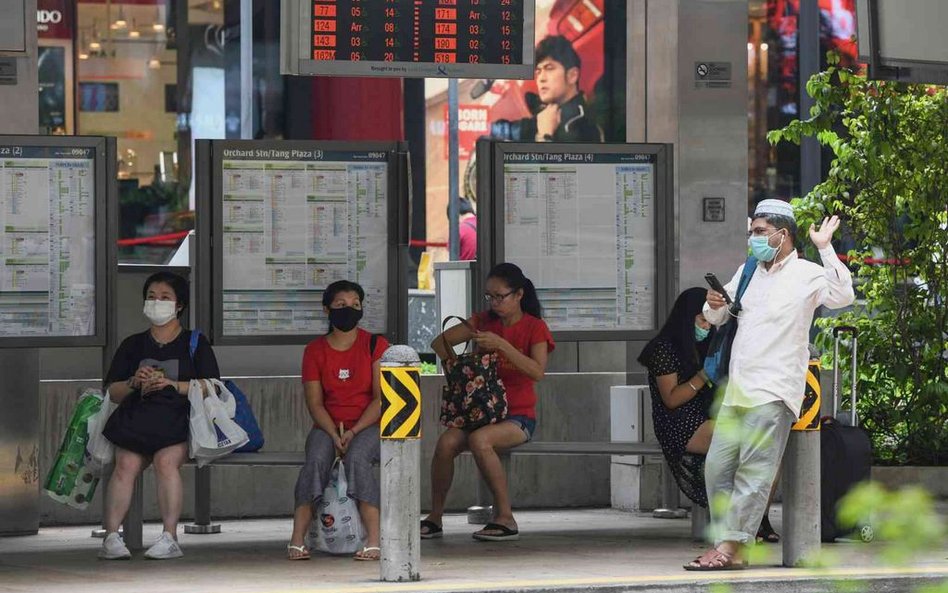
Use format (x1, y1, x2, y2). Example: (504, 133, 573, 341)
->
(420, 519, 443, 539)
(757, 515, 780, 544)
(472, 522, 519, 542)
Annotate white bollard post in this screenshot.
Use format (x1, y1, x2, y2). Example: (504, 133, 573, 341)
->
(379, 345, 422, 582)
(783, 357, 822, 566)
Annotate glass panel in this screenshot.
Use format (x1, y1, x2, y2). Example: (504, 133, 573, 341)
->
(75, 0, 189, 264)
(423, 0, 626, 262)
(748, 0, 859, 207)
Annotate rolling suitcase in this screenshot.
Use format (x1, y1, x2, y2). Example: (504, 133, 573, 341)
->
(820, 325, 874, 542)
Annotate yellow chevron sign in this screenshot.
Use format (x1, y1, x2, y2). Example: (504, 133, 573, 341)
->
(380, 366, 421, 439)
(793, 360, 822, 431)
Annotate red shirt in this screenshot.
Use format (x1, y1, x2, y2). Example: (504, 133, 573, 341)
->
(459, 216, 477, 261)
(301, 330, 390, 430)
(471, 312, 555, 419)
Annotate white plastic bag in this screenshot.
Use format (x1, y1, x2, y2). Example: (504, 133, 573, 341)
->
(85, 389, 117, 475)
(187, 379, 249, 467)
(311, 460, 366, 555)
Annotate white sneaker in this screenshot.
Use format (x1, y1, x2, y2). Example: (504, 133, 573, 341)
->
(98, 532, 131, 560)
(143, 532, 183, 560)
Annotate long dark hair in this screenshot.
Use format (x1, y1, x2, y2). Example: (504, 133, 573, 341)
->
(487, 262, 542, 319)
(637, 287, 714, 378)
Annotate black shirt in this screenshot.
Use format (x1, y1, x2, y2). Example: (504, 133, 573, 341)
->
(518, 94, 604, 142)
(105, 329, 220, 399)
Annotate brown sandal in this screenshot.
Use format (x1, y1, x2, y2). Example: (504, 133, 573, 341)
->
(683, 549, 747, 571)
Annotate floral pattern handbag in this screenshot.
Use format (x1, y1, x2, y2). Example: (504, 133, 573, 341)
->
(439, 316, 508, 430)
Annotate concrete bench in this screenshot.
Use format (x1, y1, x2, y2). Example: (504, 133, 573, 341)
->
(181, 442, 706, 535)
(120, 441, 706, 549)
(469, 441, 709, 539)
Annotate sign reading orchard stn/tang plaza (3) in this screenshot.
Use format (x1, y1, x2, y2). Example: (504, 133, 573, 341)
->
(197, 140, 406, 346)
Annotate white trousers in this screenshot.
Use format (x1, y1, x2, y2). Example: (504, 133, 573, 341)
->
(705, 401, 795, 545)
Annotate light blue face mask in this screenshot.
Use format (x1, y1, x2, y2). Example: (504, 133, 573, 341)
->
(748, 231, 784, 262)
(694, 324, 710, 342)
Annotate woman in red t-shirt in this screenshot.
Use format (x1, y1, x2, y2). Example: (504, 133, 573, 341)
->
(423, 262, 554, 542)
(287, 280, 389, 561)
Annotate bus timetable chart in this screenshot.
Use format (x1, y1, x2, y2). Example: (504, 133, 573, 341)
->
(0, 146, 96, 338)
(218, 150, 389, 337)
(282, 0, 535, 78)
(503, 153, 656, 332)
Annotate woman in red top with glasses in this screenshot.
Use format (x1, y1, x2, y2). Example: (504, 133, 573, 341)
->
(422, 262, 554, 542)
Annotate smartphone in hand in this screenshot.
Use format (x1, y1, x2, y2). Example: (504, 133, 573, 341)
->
(704, 273, 733, 305)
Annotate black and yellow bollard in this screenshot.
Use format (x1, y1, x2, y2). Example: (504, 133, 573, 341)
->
(380, 361, 421, 440)
(379, 345, 421, 582)
(783, 356, 822, 566)
(792, 358, 822, 431)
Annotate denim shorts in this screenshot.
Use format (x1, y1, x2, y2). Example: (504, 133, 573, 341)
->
(505, 415, 537, 442)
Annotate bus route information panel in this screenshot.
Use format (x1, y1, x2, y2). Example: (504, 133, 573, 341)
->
(502, 151, 658, 332)
(0, 145, 96, 338)
(218, 148, 389, 337)
(282, 0, 535, 78)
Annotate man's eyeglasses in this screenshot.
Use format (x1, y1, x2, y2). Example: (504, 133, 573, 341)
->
(483, 291, 514, 304)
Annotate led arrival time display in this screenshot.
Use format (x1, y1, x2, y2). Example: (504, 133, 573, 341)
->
(282, 0, 535, 78)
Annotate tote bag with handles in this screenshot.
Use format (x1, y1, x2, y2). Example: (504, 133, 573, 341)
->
(187, 379, 249, 467)
(189, 331, 265, 452)
(438, 316, 507, 430)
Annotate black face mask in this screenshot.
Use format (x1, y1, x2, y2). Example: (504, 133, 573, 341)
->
(328, 306, 363, 332)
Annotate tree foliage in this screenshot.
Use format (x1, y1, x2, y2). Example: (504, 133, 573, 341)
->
(769, 53, 948, 466)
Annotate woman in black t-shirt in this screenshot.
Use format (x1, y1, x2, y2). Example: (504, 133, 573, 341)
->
(98, 272, 220, 561)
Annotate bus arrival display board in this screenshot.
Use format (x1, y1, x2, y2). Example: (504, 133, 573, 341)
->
(0, 136, 113, 347)
(479, 141, 674, 341)
(198, 140, 403, 345)
(281, 0, 535, 78)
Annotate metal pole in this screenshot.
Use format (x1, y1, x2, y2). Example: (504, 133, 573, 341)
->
(240, 0, 253, 140)
(123, 475, 144, 550)
(799, 0, 820, 196)
(653, 463, 687, 519)
(782, 430, 821, 566)
(783, 358, 822, 566)
(184, 465, 221, 534)
(691, 505, 710, 542)
(447, 79, 460, 260)
(379, 345, 422, 582)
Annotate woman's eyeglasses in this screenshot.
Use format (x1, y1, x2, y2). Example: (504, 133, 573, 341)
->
(483, 291, 514, 304)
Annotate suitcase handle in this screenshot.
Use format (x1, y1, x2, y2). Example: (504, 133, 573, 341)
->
(832, 325, 858, 426)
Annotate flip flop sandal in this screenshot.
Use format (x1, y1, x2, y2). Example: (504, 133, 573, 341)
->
(286, 544, 310, 561)
(683, 549, 747, 571)
(472, 522, 519, 542)
(354, 546, 381, 561)
(420, 519, 443, 539)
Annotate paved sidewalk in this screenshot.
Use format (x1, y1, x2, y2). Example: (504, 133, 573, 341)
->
(1, 506, 946, 593)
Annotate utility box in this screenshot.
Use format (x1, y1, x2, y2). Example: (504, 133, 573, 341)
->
(610, 385, 663, 511)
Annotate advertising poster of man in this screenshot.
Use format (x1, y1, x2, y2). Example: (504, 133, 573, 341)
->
(424, 0, 626, 262)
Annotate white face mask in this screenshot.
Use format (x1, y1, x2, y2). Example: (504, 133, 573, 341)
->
(143, 299, 177, 326)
